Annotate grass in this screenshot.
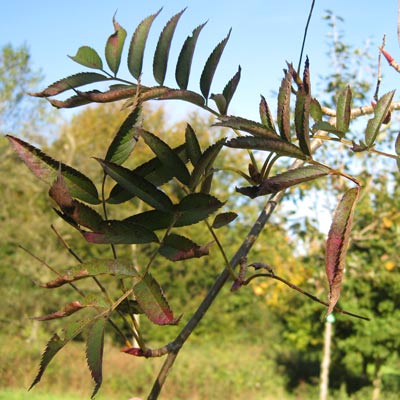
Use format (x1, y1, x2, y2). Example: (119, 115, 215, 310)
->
(1, 334, 287, 400)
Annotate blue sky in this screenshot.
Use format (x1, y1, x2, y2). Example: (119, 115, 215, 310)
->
(1, 0, 399, 123)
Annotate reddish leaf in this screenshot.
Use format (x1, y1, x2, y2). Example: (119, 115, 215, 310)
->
(277, 70, 292, 141)
(133, 273, 178, 325)
(32, 301, 86, 321)
(259, 95, 276, 133)
(325, 187, 360, 315)
(159, 233, 212, 261)
(237, 165, 331, 198)
(105, 15, 127, 76)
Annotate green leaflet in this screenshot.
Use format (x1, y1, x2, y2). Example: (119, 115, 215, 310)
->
(107, 144, 187, 204)
(175, 193, 224, 226)
(225, 136, 308, 160)
(219, 66, 241, 115)
(97, 159, 173, 211)
(336, 85, 352, 136)
(189, 139, 226, 191)
(124, 210, 175, 231)
(83, 220, 159, 245)
(140, 129, 190, 185)
(176, 22, 207, 89)
(259, 95, 276, 133)
(86, 317, 106, 398)
(128, 8, 162, 80)
(40, 259, 142, 288)
(29, 72, 109, 98)
(133, 272, 177, 325)
(153, 8, 186, 85)
(312, 121, 344, 136)
(212, 212, 238, 228)
(310, 98, 323, 122)
(30, 316, 96, 391)
(200, 29, 231, 102)
(214, 115, 278, 139)
(185, 124, 202, 166)
(105, 16, 127, 76)
(237, 165, 331, 198)
(325, 187, 360, 315)
(68, 46, 103, 70)
(6, 135, 99, 204)
(105, 106, 141, 165)
(277, 70, 292, 141)
(365, 91, 395, 147)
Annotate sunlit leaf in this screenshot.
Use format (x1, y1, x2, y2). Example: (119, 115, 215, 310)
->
(312, 121, 344, 136)
(159, 233, 211, 261)
(225, 136, 308, 160)
(105, 106, 141, 165)
(277, 70, 292, 141)
(365, 91, 395, 147)
(259, 95, 276, 133)
(105, 15, 127, 76)
(97, 159, 173, 211)
(176, 21, 207, 89)
(83, 220, 158, 245)
(133, 273, 178, 325)
(336, 85, 352, 135)
(189, 139, 225, 191)
(212, 212, 238, 228)
(140, 129, 190, 185)
(86, 317, 106, 398)
(237, 165, 331, 198)
(214, 116, 277, 139)
(185, 124, 202, 166)
(39, 259, 141, 288)
(325, 186, 360, 315)
(128, 8, 161, 79)
(153, 8, 186, 85)
(68, 46, 103, 70)
(310, 98, 323, 122)
(7, 135, 100, 204)
(200, 29, 231, 102)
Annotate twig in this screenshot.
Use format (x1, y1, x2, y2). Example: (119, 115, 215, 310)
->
(321, 101, 400, 118)
(297, 0, 316, 73)
(243, 272, 369, 321)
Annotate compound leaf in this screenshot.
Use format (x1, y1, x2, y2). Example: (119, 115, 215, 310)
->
(153, 8, 186, 85)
